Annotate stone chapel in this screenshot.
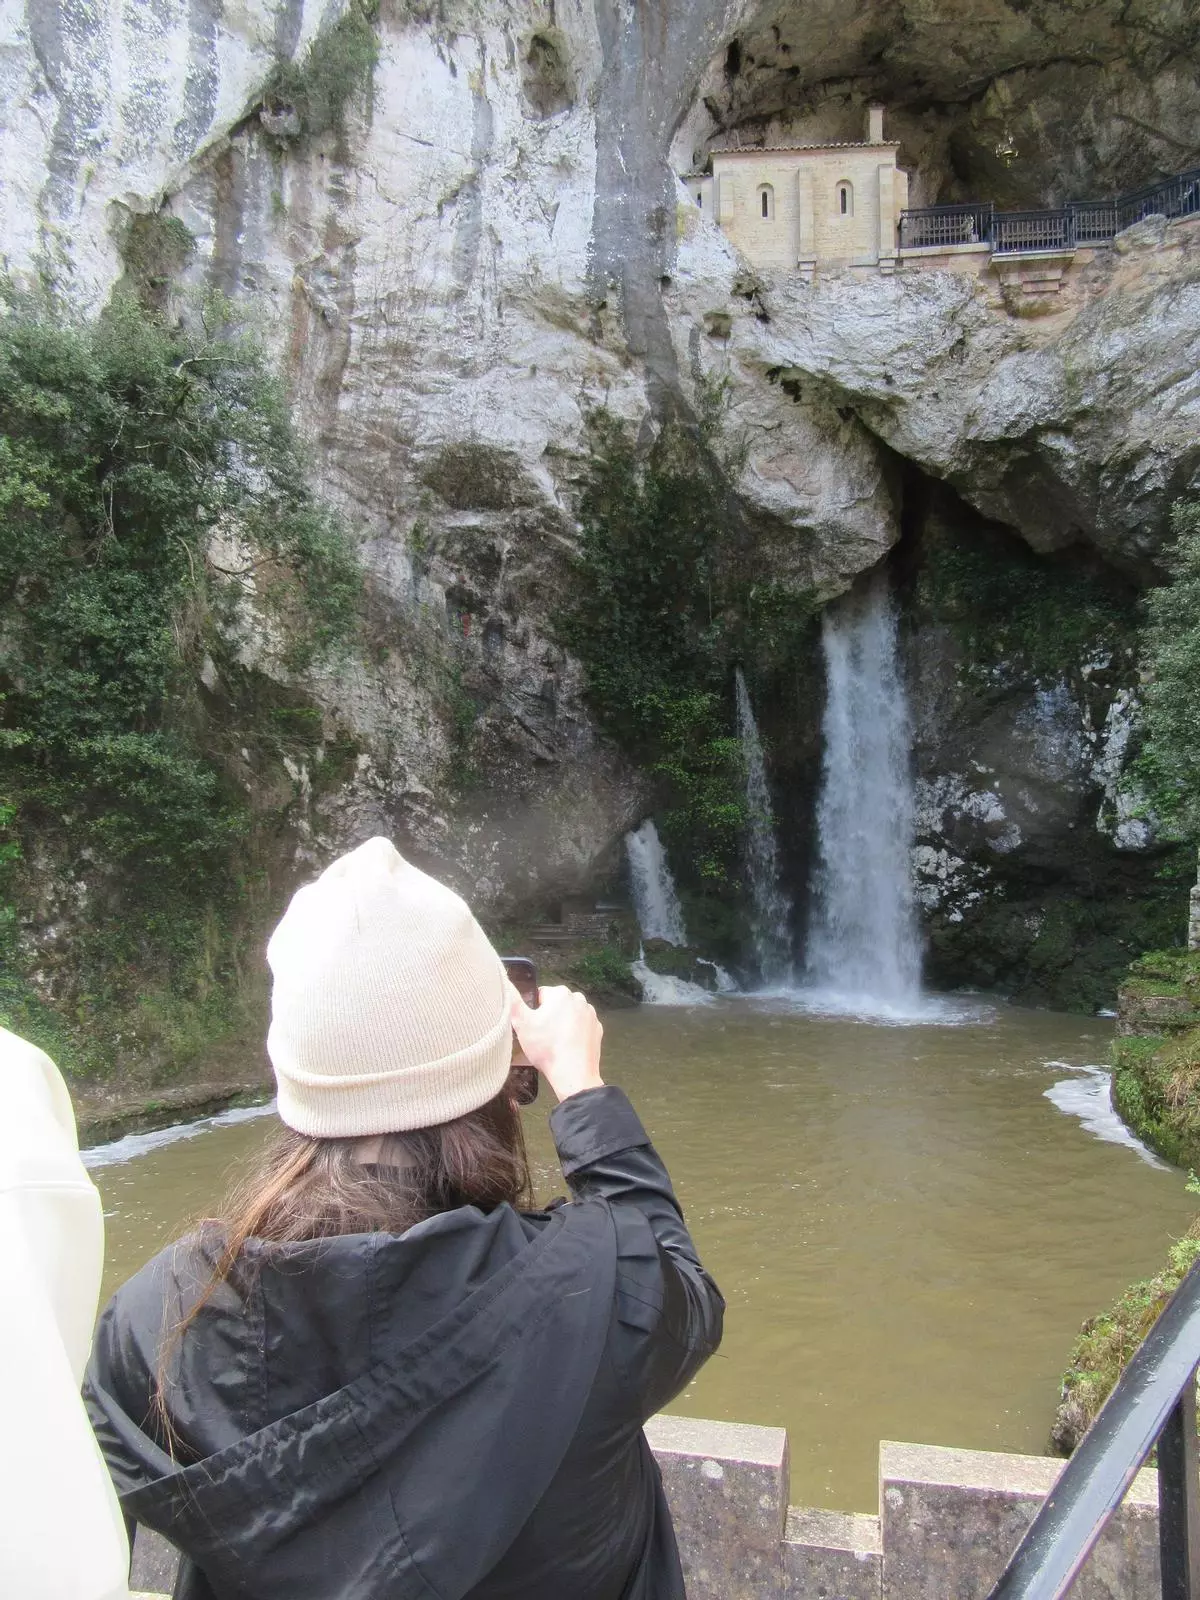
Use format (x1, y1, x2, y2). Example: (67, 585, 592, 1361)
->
(686, 106, 910, 274)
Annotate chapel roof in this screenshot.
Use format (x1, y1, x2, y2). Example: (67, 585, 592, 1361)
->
(709, 140, 901, 155)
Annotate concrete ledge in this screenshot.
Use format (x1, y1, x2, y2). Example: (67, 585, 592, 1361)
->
(880, 1441, 1159, 1600)
(128, 1427, 1168, 1599)
(646, 1414, 789, 1600)
(784, 1506, 882, 1599)
(130, 1526, 180, 1594)
(899, 242, 991, 258)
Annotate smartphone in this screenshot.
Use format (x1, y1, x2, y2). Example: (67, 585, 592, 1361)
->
(501, 956, 540, 1106)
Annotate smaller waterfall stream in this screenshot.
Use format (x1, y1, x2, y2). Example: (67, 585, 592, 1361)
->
(804, 576, 923, 1016)
(624, 821, 716, 1005)
(734, 669, 793, 985)
(625, 819, 688, 945)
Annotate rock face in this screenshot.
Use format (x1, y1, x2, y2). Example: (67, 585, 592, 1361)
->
(676, 0, 1200, 211)
(2, 0, 1197, 985)
(899, 490, 1191, 1009)
(672, 213, 1200, 576)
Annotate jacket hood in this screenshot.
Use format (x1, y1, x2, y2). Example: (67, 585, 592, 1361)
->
(86, 1198, 619, 1600)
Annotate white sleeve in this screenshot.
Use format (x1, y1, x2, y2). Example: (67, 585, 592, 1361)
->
(0, 1027, 132, 1600)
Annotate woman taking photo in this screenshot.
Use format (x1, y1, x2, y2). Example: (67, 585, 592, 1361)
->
(85, 837, 724, 1600)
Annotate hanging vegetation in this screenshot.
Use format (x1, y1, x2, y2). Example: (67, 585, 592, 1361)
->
(0, 291, 361, 1072)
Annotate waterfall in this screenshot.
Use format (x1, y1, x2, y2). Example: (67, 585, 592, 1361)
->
(625, 820, 720, 1005)
(625, 819, 688, 945)
(804, 576, 922, 1014)
(734, 668, 793, 984)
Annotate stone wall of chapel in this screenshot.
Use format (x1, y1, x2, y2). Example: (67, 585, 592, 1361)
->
(717, 159, 801, 270)
(809, 149, 885, 262)
(710, 147, 906, 270)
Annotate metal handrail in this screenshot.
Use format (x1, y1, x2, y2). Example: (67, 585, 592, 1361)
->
(898, 202, 993, 250)
(898, 164, 1200, 258)
(992, 208, 1071, 255)
(986, 1256, 1200, 1599)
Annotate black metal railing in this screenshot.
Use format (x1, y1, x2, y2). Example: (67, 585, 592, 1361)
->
(899, 165, 1200, 258)
(1068, 200, 1120, 244)
(992, 208, 1072, 255)
(898, 201, 994, 250)
(986, 1255, 1200, 1599)
(1117, 169, 1200, 231)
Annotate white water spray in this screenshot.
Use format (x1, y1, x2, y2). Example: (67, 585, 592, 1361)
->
(625, 820, 707, 1004)
(734, 669, 793, 984)
(625, 819, 688, 945)
(804, 577, 922, 1014)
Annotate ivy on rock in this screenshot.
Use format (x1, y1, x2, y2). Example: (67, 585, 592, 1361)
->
(0, 291, 361, 1073)
(554, 412, 746, 886)
(1141, 500, 1200, 848)
(555, 410, 818, 896)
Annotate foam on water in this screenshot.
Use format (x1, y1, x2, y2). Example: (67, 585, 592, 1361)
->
(631, 959, 717, 1007)
(1044, 1065, 1168, 1168)
(82, 1099, 277, 1170)
(751, 984, 994, 1027)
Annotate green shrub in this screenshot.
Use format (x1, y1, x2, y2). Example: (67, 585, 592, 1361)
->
(263, 0, 379, 142)
(1053, 1221, 1200, 1455)
(915, 518, 1136, 683)
(0, 293, 362, 1070)
(566, 945, 640, 1001)
(555, 412, 750, 884)
(1139, 500, 1200, 843)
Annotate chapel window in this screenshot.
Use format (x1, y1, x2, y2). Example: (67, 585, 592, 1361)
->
(837, 181, 853, 217)
(758, 183, 774, 220)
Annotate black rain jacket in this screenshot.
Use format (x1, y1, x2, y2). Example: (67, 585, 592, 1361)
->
(84, 1086, 724, 1600)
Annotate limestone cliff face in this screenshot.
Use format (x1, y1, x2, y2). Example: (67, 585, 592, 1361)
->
(3, 0, 1197, 979)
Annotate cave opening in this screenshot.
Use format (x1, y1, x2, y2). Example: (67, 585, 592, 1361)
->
(677, 0, 1196, 214)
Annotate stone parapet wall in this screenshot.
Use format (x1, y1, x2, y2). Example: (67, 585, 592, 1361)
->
(131, 1417, 1162, 1598)
(879, 1441, 1157, 1600)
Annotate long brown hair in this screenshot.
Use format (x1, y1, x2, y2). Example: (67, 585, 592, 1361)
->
(155, 1086, 533, 1447)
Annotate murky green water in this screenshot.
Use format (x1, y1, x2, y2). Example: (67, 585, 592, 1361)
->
(90, 998, 1196, 1512)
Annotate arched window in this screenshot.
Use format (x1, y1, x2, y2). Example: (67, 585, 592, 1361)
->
(758, 183, 774, 221)
(836, 180, 853, 217)
(694, 188, 703, 209)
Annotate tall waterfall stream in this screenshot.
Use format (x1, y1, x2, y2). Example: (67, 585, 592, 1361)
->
(804, 578, 924, 1017)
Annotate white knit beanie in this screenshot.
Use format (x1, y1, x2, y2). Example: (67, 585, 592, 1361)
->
(266, 838, 512, 1137)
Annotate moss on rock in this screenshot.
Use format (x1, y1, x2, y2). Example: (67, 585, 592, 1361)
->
(1052, 1221, 1200, 1455)
(117, 211, 195, 310)
(566, 943, 641, 1003)
(1114, 1025, 1200, 1169)
(642, 938, 723, 991)
(420, 443, 540, 512)
(1110, 949, 1200, 1165)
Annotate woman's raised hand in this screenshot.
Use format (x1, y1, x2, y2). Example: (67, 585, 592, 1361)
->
(508, 983, 604, 1104)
